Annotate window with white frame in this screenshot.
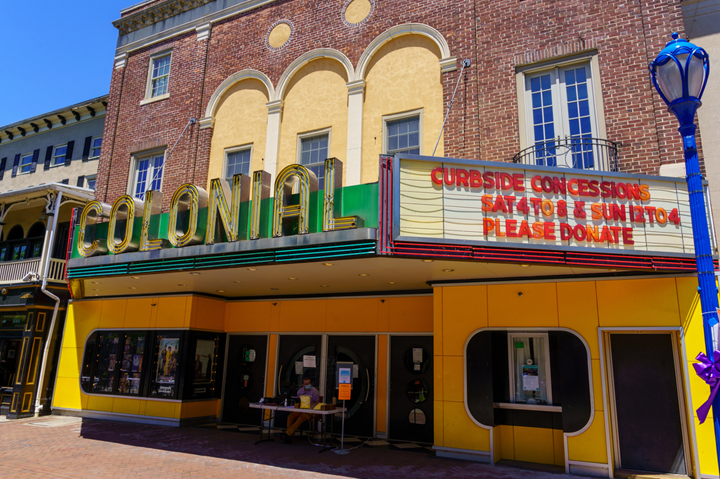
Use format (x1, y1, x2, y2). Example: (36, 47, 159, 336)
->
(508, 333, 552, 405)
(86, 175, 97, 190)
(90, 137, 102, 158)
(147, 53, 171, 99)
(53, 145, 67, 166)
(385, 114, 421, 155)
(298, 131, 329, 190)
(523, 62, 599, 169)
(19, 153, 33, 174)
(132, 152, 164, 201)
(224, 147, 251, 179)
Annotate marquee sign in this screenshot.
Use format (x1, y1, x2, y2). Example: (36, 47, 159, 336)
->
(394, 156, 711, 257)
(77, 159, 360, 258)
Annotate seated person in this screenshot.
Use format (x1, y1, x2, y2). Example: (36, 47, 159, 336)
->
(281, 375, 319, 443)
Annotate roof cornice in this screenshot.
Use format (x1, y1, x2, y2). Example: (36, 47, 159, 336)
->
(113, 0, 213, 35)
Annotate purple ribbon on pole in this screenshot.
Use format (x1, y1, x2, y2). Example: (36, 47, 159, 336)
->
(694, 351, 720, 424)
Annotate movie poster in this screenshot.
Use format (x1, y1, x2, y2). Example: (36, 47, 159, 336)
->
(194, 339, 215, 382)
(156, 337, 180, 384)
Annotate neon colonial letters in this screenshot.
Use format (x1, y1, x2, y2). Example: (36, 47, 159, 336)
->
(77, 159, 359, 258)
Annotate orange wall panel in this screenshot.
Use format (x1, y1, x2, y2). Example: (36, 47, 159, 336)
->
(278, 300, 327, 331)
(326, 298, 378, 332)
(387, 296, 432, 332)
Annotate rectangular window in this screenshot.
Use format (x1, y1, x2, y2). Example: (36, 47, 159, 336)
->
(150, 53, 171, 98)
(224, 147, 251, 179)
(53, 145, 67, 166)
(90, 137, 102, 158)
(118, 332, 146, 395)
(86, 175, 97, 190)
(92, 332, 121, 393)
(11, 244, 26, 261)
(299, 131, 329, 190)
(19, 153, 33, 174)
(385, 114, 421, 155)
(524, 62, 598, 169)
(508, 333, 552, 405)
(133, 152, 164, 201)
(151, 332, 182, 398)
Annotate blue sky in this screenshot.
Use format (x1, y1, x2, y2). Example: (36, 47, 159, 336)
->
(0, 1, 136, 127)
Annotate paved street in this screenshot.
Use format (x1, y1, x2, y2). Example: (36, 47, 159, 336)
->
(0, 416, 583, 478)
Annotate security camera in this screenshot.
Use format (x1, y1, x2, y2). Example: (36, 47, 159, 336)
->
(21, 272, 39, 282)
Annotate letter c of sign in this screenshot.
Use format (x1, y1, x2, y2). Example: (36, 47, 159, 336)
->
(431, 167, 443, 185)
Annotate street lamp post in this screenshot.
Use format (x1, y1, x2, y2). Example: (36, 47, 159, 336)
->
(649, 32, 720, 466)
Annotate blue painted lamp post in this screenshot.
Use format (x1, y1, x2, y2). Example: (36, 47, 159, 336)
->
(649, 32, 720, 463)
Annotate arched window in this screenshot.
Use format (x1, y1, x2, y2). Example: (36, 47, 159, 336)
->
(27, 222, 46, 258)
(4, 225, 26, 261)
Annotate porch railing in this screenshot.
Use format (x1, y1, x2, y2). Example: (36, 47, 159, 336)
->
(512, 137, 619, 173)
(0, 258, 66, 285)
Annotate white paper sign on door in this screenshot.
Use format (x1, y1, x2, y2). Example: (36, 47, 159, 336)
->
(303, 355, 316, 368)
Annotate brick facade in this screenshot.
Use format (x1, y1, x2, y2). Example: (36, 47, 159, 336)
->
(97, 0, 695, 210)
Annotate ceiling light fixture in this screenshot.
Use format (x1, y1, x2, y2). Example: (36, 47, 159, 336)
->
(217, 290, 224, 293)
(131, 276, 140, 280)
(91, 281, 102, 284)
(423, 259, 434, 263)
(247, 267, 256, 271)
(442, 269, 454, 272)
(288, 277, 296, 280)
(129, 287, 137, 290)
(358, 273, 369, 277)
(320, 285, 329, 288)
(323, 263, 334, 266)
(388, 282, 396, 285)
(521, 264, 530, 268)
(178, 284, 187, 287)
(234, 280, 242, 283)
(190, 272, 201, 275)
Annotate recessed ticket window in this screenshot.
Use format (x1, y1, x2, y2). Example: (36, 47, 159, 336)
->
(118, 332, 146, 395)
(509, 333, 552, 405)
(151, 333, 182, 398)
(92, 332, 121, 393)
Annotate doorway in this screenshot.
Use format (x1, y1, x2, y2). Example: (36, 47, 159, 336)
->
(222, 334, 267, 425)
(275, 335, 323, 428)
(607, 333, 690, 474)
(388, 335, 433, 443)
(326, 335, 375, 437)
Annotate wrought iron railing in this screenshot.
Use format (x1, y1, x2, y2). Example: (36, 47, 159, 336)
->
(0, 258, 66, 285)
(512, 137, 619, 172)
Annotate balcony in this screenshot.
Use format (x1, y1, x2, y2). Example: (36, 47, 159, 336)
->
(0, 258, 66, 285)
(513, 137, 619, 172)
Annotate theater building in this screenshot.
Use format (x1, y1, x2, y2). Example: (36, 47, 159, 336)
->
(51, 0, 719, 477)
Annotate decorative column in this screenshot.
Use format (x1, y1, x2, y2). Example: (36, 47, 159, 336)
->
(265, 100, 283, 194)
(345, 80, 366, 186)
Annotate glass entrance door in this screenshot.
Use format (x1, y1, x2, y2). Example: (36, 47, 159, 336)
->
(389, 335, 434, 443)
(326, 335, 375, 438)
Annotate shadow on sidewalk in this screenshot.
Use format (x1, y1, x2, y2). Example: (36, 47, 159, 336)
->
(76, 418, 573, 479)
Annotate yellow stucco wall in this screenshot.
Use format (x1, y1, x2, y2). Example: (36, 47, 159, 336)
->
(207, 78, 269, 188)
(362, 35, 444, 184)
(277, 59, 348, 179)
(54, 294, 431, 429)
(434, 277, 708, 475)
(52, 294, 225, 421)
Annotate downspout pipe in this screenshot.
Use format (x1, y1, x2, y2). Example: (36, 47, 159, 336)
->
(34, 191, 62, 414)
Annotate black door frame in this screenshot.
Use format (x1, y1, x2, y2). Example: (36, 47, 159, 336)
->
(603, 329, 694, 476)
(387, 333, 434, 442)
(220, 333, 269, 423)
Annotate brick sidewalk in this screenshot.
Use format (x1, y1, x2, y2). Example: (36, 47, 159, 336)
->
(0, 416, 583, 478)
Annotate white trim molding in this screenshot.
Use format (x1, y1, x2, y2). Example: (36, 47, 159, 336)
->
(203, 69, 275, 122)
(355, 23, 453, 80)
(439, 57, 458, 73)
(264, 99, 284, 191)
(196, 23, 211, 41)
(274, 48, 356, 101)
(115, 52, 128, 69)
(346, 79, 366, 187)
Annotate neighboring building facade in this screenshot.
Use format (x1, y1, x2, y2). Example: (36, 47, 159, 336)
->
(0, 96, 108, 193)
(52, 1, 719, 478)
(0, 98, 107, 418)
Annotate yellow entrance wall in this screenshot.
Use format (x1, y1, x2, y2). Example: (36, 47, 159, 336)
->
(54, 293, 432, 431)
(226, 295, 433, 434)
(435, 277, 708, 472)
(52, 294, 225, 421)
